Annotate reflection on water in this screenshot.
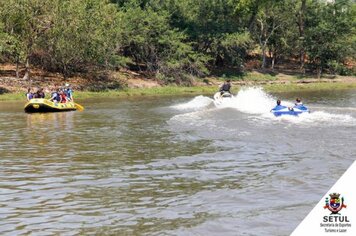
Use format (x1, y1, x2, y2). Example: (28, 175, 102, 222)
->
(0, 89, 356, 235)
(25, 113, 75, 148)
(26, 112, 74, 130)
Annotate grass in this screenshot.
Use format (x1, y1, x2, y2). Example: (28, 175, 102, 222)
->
(76, 86, 219, 98)
(263, 82, 356, 93)
(0, 92, 27, 101)
(0, 86, 218, 101)
(215, 71, 279, 81)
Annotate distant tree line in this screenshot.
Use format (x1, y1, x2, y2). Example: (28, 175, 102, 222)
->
(0, 0, 354, 83)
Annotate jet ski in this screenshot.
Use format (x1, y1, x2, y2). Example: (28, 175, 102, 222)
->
(271, 104, 310, 116)
(213, 92, 233, 105)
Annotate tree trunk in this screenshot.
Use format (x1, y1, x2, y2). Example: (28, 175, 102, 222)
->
(23, 57, 30, 80)
(271, 55, 275, 71)
(269, 48, 276, 70)
(317, 66, 322, 79)
(261, 44, 267, 69)
(248, 9, 258, 32)
(62, 63, 67, 80)
(15, 56, 20, 79)
(298, 0, 306, 73)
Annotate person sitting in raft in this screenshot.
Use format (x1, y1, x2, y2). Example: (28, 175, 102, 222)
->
(294, 98, 303, 106)
(33, 88, 45, 99)
(49, 89, 61, 103)
(64, 83, 73, 102)
(294, 97, 309, 111)
(271, 99, 287, 111)
(219, 79, 232, 95)
(26, 88, 33, 101)
(38, 88, 45, 98)
(59, 89, 67, 103)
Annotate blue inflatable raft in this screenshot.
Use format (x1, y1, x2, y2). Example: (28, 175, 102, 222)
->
(271, 104, 310, 117)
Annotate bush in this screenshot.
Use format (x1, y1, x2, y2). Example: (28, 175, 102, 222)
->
(327, 61, 353, 76)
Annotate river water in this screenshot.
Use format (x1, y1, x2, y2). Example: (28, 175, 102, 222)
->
(0, 87, 355, 235)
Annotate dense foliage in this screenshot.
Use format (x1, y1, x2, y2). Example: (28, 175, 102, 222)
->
(0, 0, 355, 81)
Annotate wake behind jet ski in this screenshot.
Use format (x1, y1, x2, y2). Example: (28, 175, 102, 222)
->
(214, 91, 233, 105)
(271, 99, 310, 116)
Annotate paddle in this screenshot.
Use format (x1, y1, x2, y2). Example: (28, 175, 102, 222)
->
(74, 103, 84, 111)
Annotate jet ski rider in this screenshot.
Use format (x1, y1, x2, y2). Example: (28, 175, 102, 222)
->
(219, 79, 232, 95)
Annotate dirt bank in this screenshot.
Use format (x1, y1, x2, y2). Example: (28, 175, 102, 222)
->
(0, 64, 355, 95)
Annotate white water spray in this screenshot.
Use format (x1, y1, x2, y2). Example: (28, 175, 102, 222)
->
(214, 87, 356, 125)
(233, 87, 276, 114)
(212, 87, 278, 114)
(169, 87, 355, 126)
(170, 95, 213, 111)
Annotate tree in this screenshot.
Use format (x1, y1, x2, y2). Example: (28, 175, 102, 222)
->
(41, 0, 126, 78)
(0, 0, 354, 82)
(304, 0, 355, 77)
(251, 1, 289, 69)
(297, 0, 307, 73)
(0, 0, 53, 80)
(159, 0, 251, 68)
(0, 23, 23, 78)
(120, 2, 209, 83)
(267, 0, 299, 70)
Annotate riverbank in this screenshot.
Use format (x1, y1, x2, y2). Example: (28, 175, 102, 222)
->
(1, 82, 356, 102)
(1, 63, 355, 101)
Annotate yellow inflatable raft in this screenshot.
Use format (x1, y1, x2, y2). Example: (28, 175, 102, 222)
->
(24, 99, 77, 113)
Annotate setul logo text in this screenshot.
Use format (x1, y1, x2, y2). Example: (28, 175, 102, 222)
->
(323, 215, 350, 223)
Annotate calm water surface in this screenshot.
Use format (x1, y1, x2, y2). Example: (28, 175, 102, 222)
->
(0, 88, 355, 235)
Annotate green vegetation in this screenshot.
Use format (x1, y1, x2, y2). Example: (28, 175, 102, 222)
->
(75, 86, 219, 98)
(217, 72, 279, 81)
(0, 86, 218, 101)
(264, 82, 356, 93)
(0, 92, 26, 101)
(0, 0, 355, 83)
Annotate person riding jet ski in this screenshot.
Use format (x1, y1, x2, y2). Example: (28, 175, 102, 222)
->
(219, 80, 232, 97)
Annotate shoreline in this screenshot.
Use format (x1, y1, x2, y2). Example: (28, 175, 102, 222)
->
(1, 63, 355, 102)
(1, 81, 356, 102)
